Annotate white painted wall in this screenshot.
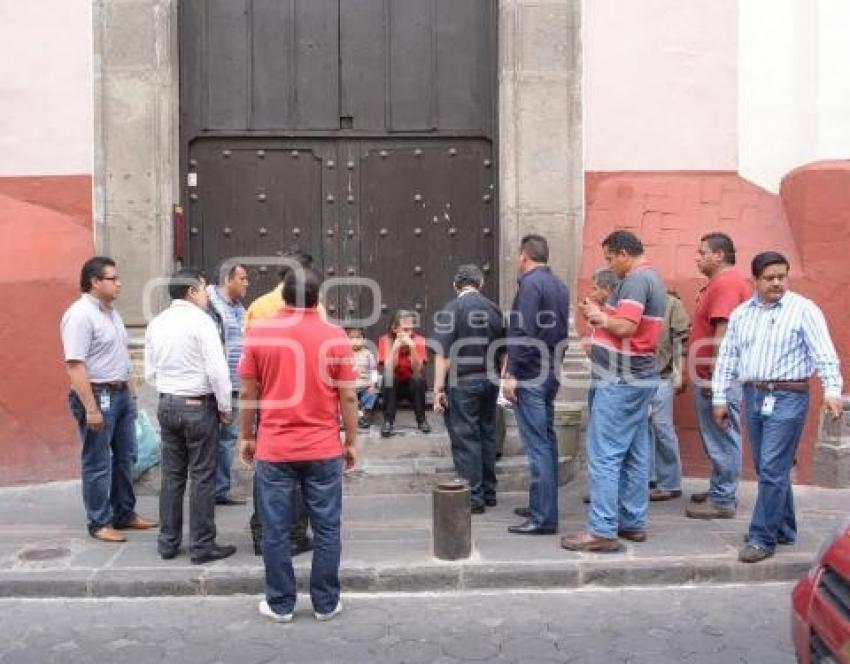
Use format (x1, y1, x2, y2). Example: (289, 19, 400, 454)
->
(815, 0, 850, 160)
(738, 0, 850, 191)
(0, 0, 93, 176)
(584, 0, 738, 172)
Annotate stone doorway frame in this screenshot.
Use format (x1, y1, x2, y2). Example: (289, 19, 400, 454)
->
(92, 0, 583, 325)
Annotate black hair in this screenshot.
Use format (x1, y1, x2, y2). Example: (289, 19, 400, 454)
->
(519, 234, 549, 263)
(168, 268, 204, 301)
(592, 268, 617, 291)
(80, 256, 116, 293)
(453, 264, 484, 290)
(278, 249, 314, 281)
(751, 251, 790, 278)
(225, 262, 248, 280)
(283, 267, 320, 308)
(389, 309, 416, 333)
(602, 230, 644, 257)
(700, 232, 736, 265)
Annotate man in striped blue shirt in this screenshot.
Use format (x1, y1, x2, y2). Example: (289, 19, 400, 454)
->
(207, 263, 250, 505)
(713, 251, 843, 563)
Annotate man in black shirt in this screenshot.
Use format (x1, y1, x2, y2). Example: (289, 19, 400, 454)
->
(433, 265, 506, 513)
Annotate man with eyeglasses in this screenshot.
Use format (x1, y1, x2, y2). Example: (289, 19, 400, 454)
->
(61, 256, 158, 543)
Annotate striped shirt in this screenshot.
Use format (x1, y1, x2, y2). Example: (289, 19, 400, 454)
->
(712, 291, 842, 405)
(590, 265, 667, 379)
(206, 285, 245, 391)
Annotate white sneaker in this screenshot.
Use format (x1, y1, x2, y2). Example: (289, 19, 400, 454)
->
(314, 599, 343, 622)
(258, 599, 293, 623)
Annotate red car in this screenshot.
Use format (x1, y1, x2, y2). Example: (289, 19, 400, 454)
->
(793, 517, 850, 663)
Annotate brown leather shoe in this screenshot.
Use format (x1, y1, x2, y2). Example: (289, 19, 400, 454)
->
(650, 489, 682, 502)
(617, 529, 647, 542)
(689, 491, 709, 504)
(560, 532, 625, 553)
(118, 515, 159, 530)
(91, 526, 127, 543)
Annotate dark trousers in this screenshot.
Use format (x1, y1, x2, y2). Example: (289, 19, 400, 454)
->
(69, 388, 137, 533)
(156, 394, 218, 557)
(445, 377, 499, 508)
(257, 458, 344, 615)
(250, 474, 309, 554)
(382, 374, 427, 424)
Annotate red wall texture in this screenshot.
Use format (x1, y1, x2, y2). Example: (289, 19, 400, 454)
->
(0, 175, 93, 485)
(581, 162, 850, 483)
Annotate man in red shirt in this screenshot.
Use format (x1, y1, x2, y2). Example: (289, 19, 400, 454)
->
(378, 310, 431, 437)
(686, 232, 752, 520)
(239, 267, 358, 623)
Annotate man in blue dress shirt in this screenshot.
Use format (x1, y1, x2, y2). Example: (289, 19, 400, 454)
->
(713, 251, 843, 563)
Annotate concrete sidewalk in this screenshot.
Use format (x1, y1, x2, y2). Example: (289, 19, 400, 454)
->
(0, 477, 845, 598)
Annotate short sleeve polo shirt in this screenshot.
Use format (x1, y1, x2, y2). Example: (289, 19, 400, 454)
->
(60, 294, 131, 382)
(590, 265, 667, 379)
(239, 307, 357, 462)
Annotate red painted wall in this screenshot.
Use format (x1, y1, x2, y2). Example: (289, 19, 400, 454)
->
(581, 163, 850, 483)
(0, 175, 94, 485)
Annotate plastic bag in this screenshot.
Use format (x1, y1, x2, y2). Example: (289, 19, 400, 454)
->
(133, 410, 161, 480)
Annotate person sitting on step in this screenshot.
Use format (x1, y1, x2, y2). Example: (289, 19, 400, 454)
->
(378, 310, 431, 437)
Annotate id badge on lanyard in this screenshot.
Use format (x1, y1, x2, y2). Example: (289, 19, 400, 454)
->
(99, 391, 111, 413)
(761, 394, 775, 417)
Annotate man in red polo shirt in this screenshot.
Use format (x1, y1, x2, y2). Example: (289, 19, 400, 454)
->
(686, 232, 752, 520)
(378, 310, 431, 437)
(239, 267, 357, 624)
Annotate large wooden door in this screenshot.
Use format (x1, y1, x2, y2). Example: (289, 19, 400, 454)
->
(180, 0, 498, 334)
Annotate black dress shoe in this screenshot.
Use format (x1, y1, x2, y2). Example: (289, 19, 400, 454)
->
(485, 497, 497, 507)
(191, 544, 237, 565)
(507, 521, 556, 535)
(216, 496, 247, 506)
(381, 422, 394, 438)
(159, 548, 180, 560)
(514, 506, 531, 518)
(418, 421, 432, 434)
(471, 504, 485, 514)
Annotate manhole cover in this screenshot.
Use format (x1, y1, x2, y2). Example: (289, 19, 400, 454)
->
(18, 547, 71, 562)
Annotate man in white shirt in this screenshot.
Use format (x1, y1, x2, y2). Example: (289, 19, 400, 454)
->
(145, 269, 237, 564)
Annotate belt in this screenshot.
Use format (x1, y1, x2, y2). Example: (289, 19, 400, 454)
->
(91, 381, 128, 391)
(159, 393, 216, 403)
(746, 380, 809, 393)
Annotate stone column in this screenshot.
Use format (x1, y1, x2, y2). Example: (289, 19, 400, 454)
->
(93, 0, 179, 326)
(498, 0, 583, 309)
(812, 396, 850, 488)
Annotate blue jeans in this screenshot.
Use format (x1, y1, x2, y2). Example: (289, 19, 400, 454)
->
(649, 379, 682, 491)
(68, 388, 138, 533)
(693, 383, 742, 507)
(586, 380, 655, 538)
(514, 376, 559, 529)
(743, 386, 809, 550)
(357, 388, 379, 412)
(256, 457, 344, 615)
(445, 377, 499, 509)
(215, 399, 239, 499)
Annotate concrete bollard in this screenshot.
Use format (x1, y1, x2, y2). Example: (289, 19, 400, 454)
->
(812, 396, 850, 488)
(432, 479, 472, 560)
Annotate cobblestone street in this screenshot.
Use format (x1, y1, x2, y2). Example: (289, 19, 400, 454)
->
(0, 583, 795, 663)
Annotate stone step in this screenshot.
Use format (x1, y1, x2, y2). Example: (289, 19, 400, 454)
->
(236, 454, 577, 496)
(136, 454, 577, 497)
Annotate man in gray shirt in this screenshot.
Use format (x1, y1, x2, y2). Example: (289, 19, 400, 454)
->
(60, 256, 158, 543)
